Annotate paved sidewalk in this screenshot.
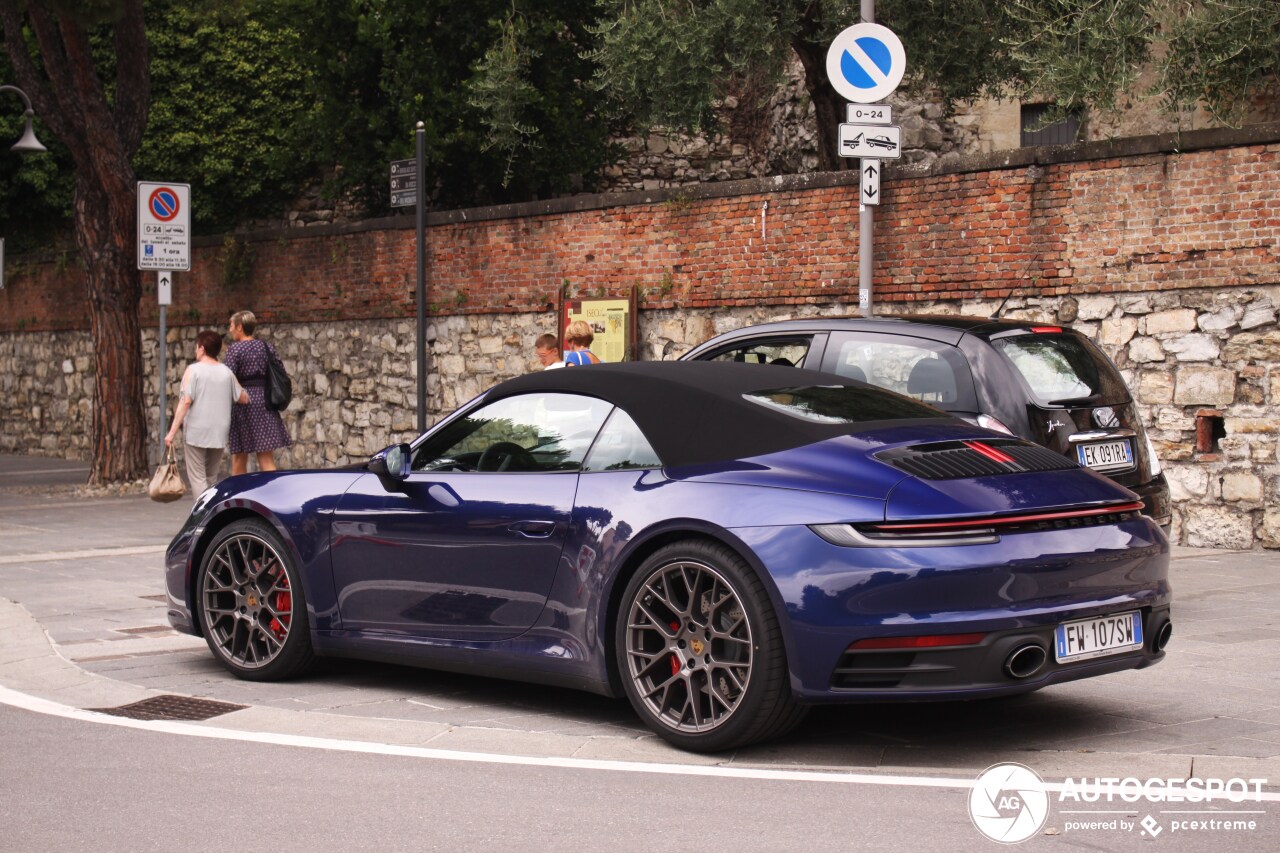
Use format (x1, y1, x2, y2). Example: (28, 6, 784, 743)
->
(1, 452, 1279, 782)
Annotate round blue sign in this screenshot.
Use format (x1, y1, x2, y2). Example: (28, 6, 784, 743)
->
(826, 23, 906, 104)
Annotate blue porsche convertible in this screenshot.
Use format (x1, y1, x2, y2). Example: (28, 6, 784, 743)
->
(166, 362, 1170, 751)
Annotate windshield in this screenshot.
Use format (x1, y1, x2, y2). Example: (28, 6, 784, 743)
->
(991, 333, 1129, 407)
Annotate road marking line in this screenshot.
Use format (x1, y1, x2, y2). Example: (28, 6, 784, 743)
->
(0, 521, 56, 532)
(0, 468, 91, 477)
(0, 545, 167, 565)
(0, 684, 1276, 798)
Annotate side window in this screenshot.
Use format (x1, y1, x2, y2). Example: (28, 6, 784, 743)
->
(704, 337, 812, 369)
(831, 336, 973, 408)
(412, 393, 612, 473)
(582, 408, 663, 472)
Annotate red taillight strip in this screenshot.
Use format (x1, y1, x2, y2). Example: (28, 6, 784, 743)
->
(962, 440, 1017, 464)
(868, 501, 1146, 533)
(849, 633, 987, 650)
(1031, 326, 1063, 333)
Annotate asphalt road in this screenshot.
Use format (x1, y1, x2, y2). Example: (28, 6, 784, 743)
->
(3, 701, 1277, 852)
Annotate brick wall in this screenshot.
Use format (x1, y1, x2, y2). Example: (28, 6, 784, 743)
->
(4, 125, 1277, 333)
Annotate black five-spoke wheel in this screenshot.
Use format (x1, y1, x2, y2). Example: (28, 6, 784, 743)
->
(198, 519, 315, 681)
(617, 540, 805, 751)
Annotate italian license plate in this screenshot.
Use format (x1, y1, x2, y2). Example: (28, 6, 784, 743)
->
(1055, 611, 1143, 663)
(1076, 439, 1133, 471)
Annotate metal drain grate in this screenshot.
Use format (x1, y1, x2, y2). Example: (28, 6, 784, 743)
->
(90, 695, 247, 721)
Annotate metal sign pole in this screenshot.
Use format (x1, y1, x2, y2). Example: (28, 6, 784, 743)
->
(415, 121, 427, 434)
(157, 271, 171, 462)
(859, 0, 876, 316)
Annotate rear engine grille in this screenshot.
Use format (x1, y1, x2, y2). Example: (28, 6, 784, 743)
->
(878, 439, 1077, 480)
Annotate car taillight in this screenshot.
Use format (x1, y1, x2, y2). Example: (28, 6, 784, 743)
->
(1031, 326, 1063, 334)
(811, 521, 998, 548)
(811, 501, 1145, 548)
(977, 413, 1014, 435)
(1144, 433, 1162, 477)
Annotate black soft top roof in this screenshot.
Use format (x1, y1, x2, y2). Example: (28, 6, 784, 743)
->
(485, 361, 947, 468)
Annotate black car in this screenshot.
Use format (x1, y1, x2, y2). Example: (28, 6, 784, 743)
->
(681, 315, 1171, 528)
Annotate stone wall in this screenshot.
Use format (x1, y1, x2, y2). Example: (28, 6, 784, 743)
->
(2, 284, 1277, 549)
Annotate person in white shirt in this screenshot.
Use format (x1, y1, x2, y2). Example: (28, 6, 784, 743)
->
(165, 330, 249, 497)
(534, 333, 566, 370)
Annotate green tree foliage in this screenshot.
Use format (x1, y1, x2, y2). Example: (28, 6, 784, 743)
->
(134, 1, 316, 229)
(999, 1, 1154, 123)
(590, 0, 1279, 167)
(1159, 0, 1280, 124)
(268, 0, 619, 211)
(587, 0, 795, 137)
(0, 1, 318, 246)
(587, 1, 1051, 169)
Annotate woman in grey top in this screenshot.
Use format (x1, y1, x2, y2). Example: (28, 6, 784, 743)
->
(165, 330, 249, 497)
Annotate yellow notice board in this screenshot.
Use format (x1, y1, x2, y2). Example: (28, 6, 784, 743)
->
(564, 296, 633, 362)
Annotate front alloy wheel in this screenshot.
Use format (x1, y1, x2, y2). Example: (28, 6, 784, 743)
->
(617, 540, 804, 751)
(198, 519, 314, 680)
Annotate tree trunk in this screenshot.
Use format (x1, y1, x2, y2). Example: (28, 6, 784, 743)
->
(792, 38, 850, 173)
(1, 0, 151, 484)
(75, 173, 147, 484)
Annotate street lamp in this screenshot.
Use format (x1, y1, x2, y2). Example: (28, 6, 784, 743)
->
(1, 84, 47, 153)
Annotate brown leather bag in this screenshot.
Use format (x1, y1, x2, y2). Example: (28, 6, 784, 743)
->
(148, 447, 187, 502)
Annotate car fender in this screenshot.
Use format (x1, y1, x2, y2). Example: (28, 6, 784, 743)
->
(594, 515, 803, 697)
(183, 472, 362, 634)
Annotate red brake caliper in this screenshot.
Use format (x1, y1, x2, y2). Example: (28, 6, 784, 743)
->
(269, 577, 291, 639)
(669, 622, 681, 675)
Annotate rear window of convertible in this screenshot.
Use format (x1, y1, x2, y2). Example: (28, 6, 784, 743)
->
(744, 385, 946, 424)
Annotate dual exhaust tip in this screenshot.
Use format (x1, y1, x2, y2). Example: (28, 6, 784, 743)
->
(1001, 619, 1173, 681)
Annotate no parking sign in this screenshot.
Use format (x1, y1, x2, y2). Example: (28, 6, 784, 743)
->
(137, 181, 190, 271)
(825, 23, 906, 104)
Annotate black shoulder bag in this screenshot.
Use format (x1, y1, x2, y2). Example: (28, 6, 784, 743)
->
(264, 342, 293, 411)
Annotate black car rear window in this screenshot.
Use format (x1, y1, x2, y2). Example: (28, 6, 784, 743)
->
(991, 333, 1130, 407)
(744, 385, 945, 424)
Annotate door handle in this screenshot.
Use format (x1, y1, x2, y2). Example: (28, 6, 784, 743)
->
(509, 520, 556, 538)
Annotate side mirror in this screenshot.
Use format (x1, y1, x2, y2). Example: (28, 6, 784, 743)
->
(369, 443, 411, 488)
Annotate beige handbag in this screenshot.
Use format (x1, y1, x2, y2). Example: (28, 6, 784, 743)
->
(148, 447, 187, 502)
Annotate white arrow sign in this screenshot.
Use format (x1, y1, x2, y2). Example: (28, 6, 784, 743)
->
(157, 270, 172, 306)
(861, 160, 881, 206)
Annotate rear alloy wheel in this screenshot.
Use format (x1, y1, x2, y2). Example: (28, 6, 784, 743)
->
(198, 519, 315, 681)
(616, 540, 805, 751)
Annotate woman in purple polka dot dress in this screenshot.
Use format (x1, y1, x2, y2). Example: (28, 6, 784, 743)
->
(224, 310, 292, 475)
